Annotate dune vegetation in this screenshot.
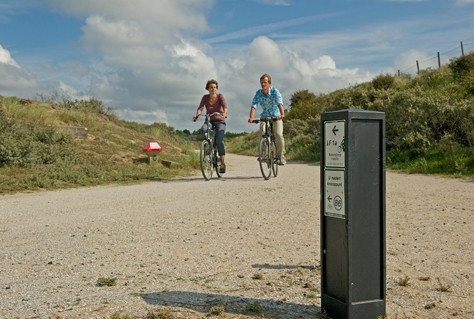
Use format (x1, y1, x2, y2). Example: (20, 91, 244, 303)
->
(1, 53, 473, 194)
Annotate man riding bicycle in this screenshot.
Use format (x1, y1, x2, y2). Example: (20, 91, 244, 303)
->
(248, 73, 286, 165)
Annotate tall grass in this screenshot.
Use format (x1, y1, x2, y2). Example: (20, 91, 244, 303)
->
(0, 96, 199, 194)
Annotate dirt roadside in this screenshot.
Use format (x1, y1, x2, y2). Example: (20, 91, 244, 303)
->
(1, 153, 473, 319)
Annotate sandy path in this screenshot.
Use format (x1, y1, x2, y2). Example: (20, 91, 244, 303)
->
(1, 153, 473, 319)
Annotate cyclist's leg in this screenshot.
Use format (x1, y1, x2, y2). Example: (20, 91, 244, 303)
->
(274, 120, 286, 164)
(200, 122, 209, 140)
(214, 121, 226, 173)
(259, 121, 266, 136)
(257, 121, 267, 161)
(214, 122, 226, 159)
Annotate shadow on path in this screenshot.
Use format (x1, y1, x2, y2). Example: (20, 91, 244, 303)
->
(141, 290, 323, 318)
(149, 175, 265, 183)
(252, 263, 318, 270)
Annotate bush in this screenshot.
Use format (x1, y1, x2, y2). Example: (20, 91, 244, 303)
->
(0, 118, 76, 167)
(449, 52, 474, 80)
(372, 74, 395, 90)
(460, 72, 474, 97)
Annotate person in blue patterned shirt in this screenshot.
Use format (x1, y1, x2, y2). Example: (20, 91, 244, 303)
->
(248, 73, 286, 165)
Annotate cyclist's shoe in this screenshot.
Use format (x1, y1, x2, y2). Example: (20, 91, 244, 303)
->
(257, 157, 260, 162)
(219, 163, 226, 174)
(278, 156, 287, 165)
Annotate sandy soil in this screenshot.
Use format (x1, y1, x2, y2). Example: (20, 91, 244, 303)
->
(1, 153, 473, 319)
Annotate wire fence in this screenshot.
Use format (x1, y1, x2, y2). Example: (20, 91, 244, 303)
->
(397, 40, 474, 75)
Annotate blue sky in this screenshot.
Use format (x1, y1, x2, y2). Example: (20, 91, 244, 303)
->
(1, 0, 474, 132)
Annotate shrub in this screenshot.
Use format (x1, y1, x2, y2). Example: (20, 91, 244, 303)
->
(372, 74, 395, 90)
(449, 52, 474, 80)
(0, 120, 76, 167)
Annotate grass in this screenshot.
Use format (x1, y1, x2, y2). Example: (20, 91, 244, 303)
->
(436, 277, 452, 292)
(245, 301, 263, 313)
(96, 277, 117, 287)
(208, 305, 225, 315)
(0, 96, 200, 194)
(387, 146, 474, 176)
(424, 302, 436, 310)
(398, 275, 410, 287)
(1, 93, 472, 196)
(251, 272, 263, 280)
(111, 309, 179, 319)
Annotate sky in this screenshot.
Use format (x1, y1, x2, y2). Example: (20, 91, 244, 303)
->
(1, 0, 474, 133)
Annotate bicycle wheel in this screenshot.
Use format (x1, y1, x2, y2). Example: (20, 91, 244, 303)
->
(200, 140, 213, 181)
(271, 141, 278, 177)
(214, 151, 222, 178)
(258, 138, 272, 180)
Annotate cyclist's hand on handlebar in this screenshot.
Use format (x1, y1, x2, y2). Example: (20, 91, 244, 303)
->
(248, 117, 254, 123)
(193, 115, 199, 122)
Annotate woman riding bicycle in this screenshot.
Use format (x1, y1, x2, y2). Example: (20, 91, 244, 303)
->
(193, 79, 228, 173)
(248, 73, 286, 165)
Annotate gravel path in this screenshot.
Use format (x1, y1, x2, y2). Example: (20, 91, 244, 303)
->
(1, 153, 473, 319)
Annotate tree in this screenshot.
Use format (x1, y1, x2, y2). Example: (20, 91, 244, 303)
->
(286, 90, 322, 120)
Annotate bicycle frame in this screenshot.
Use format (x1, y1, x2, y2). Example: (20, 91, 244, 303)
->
(199, 113, 222, 180)
(252, 116, 279, 180)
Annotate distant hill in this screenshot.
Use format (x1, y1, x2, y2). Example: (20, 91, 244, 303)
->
(0, 97, 199, 194)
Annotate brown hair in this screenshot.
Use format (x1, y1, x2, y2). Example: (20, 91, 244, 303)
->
(260, 73, 272, 84)
(205, 79, 218, 90)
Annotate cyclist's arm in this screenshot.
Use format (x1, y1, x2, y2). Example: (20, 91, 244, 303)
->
(248, 107, 256, 123)
(193, 95, 207, 121)
(219, 94, 228, 118)
(193, 109, 202, 122)
(278, 103, 285, 119)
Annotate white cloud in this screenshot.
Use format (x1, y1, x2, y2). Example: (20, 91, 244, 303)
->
(47, 0, 211, 32)
(0, 44, 20, 68)
(257, 0, 291, 6)
(0, 64, 37, 97)
(57, 81, 91, 100)
(0, 44, 37, 97)
(4, 0, 471, 132)
(454, 0, 474, 5)
(395, 49, 431, 74)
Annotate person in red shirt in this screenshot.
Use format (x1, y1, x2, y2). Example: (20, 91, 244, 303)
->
(193, 79, 228, 173)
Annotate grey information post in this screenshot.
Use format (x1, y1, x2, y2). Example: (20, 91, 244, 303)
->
(324, 120, 345, 219)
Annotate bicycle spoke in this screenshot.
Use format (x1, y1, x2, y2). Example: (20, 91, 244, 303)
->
(259, 138, 272, 180)
(214, 149, 222, 178)
(271, 141, 278, 177)
(200, 140, 213, 180)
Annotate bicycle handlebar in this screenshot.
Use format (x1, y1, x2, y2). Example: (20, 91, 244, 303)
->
(251, 116, 281, 124)
(209, 112, 222, 117)
(193, 112, 225, 122)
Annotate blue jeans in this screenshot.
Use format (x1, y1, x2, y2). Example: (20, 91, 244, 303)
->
(201, 121, 226, 156)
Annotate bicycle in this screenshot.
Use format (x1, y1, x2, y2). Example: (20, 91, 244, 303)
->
(252, 116, 280, 180)
(195, 112, 224, 181)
